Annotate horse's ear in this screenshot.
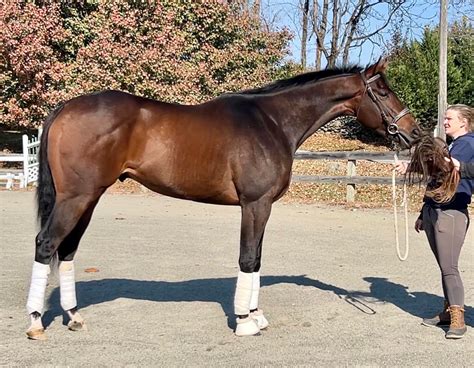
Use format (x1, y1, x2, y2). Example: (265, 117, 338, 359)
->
(366, 57, 389, 77)
(375, 58, 389, 74)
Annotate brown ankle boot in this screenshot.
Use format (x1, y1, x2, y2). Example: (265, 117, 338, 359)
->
(421, 300, 450, 327)
(446, 305, 467, 339)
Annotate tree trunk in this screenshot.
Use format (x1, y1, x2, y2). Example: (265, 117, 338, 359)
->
(301, 0, 310, 68)
(328, 0, 340, 68)
(342, 0, 365, 65)
(312, 0, 321, 69)
(314, 0, 329, 68)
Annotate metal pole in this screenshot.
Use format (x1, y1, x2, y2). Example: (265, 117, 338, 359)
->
(437, 0, 448, 140)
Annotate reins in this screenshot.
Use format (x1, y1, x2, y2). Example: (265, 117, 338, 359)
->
(392, 153, 409, 261)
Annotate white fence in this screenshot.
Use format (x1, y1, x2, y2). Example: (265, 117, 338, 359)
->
(0, 129, 42, 189)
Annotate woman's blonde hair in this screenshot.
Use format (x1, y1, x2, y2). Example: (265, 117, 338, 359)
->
(447, 104, 474, 132)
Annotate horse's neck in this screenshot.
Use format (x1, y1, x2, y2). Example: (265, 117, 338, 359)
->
(257, 75, 362, 153)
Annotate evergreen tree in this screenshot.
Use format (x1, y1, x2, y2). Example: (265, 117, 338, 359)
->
(386, 18, 473, 132)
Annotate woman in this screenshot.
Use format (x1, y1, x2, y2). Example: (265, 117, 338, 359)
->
(397, 104, 474, 339)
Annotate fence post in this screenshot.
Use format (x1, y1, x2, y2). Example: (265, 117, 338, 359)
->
(22, 134, 29, 187)
(346, 159, 356, 202)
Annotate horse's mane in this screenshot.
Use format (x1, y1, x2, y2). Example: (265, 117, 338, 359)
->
(405, 135, 460, 203)
(237, 65, 364, 95)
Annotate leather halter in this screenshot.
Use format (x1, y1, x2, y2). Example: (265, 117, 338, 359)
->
(360, 71, 411, 136)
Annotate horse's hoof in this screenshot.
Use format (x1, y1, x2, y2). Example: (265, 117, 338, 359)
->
(68, 320, 86, 331)
(26, 328, 46, 340)
(235, 316, 260, 337)
(250, 309, 269, 330)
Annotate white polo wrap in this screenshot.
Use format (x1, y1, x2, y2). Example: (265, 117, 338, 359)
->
(59, 260, 77, 311)
(26, 262, 50, 315)
(249, 271, 260, 310)
(234, 271, 253, 315)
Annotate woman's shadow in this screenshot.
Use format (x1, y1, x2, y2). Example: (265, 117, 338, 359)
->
(362, 276, 474, 328)
(43, 275, 473, 329)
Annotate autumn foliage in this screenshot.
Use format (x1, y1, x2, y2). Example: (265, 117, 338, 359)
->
(1, 1, 292, 129)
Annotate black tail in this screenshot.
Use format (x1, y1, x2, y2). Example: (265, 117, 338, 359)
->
(36, 103, 65, 228)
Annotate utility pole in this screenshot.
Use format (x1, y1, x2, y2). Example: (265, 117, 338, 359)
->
(437, 0, 448, 140)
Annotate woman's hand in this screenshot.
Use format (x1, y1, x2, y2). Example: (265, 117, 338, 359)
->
(444, 156, 460, 171)
(394, 161, 408, 175)
(414, 218, 424, 233)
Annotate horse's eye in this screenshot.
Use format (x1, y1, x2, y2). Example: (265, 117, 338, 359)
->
(379, 90, 389, 98)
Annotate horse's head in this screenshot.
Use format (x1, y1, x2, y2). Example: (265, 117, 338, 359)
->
(356, 58, 421, 148)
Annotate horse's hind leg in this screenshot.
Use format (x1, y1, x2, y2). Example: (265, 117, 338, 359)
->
(56, 197, 101, 332)
(234, 198, 272, 336)
(26, 193, 101, 340)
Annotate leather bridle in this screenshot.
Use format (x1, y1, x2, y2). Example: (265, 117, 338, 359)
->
(359, 71, 412, 138)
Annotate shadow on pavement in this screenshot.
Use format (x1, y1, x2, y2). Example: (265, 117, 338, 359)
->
(44, 275, 473, 330)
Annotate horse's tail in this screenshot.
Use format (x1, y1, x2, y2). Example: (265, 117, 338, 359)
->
(36, 103, 65, 228)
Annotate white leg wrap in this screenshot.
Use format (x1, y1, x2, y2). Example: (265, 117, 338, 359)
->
(26, 262, 50, 315)
(234, 271, 253, 315)
(59, 261, 77, 311)
(249, 271, 260, 310)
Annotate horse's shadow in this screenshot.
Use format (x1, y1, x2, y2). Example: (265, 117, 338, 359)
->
(44, 275, 473, 329)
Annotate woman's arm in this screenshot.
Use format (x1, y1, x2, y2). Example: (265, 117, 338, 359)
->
(450, 157, 474, 179)
(460, 161, 474, 179)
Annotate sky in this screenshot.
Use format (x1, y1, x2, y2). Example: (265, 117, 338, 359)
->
(260, 1, 473, 67)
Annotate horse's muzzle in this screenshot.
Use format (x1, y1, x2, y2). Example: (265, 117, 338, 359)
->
(395, 128, 421, 149)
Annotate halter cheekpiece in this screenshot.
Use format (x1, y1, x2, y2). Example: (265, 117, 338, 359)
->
(360, 71, 411, 136)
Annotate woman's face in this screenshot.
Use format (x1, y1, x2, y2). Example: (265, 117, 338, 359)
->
(444, 109, 467, 138)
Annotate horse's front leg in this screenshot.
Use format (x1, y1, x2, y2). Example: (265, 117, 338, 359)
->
(249, 270, 269, 330)
(234, 199, 272, 336)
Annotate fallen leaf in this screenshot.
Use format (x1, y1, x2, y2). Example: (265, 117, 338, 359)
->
(84, 268, 99, 273)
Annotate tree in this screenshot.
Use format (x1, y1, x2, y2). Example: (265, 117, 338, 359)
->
(262, 0, 411, 69)
(301, 0, 310, 68)
(1, 1, 293, 129)
(386, 18, 473, 131)
(0, 2, 70, 128)
(313, 0, 409, 67)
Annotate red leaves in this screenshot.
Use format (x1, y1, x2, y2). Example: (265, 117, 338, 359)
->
(1, 2, 292, 129)
(1, 2, 69, 127)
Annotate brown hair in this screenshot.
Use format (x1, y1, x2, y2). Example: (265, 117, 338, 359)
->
(406, 135, 459, 203)
(447, 104, 474, 132)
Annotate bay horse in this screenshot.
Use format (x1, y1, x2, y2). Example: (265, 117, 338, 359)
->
(26, 59, 421, 339)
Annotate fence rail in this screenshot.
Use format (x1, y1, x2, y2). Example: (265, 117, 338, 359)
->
(292, 150, 410, 202)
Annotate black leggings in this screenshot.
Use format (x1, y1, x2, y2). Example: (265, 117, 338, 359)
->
(422, 206, 469, 307)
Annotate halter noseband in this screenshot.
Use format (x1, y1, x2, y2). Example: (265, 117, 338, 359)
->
(359, 71, 411, 137)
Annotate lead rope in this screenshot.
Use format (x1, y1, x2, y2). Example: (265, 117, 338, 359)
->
(392, 153, 409, 261)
